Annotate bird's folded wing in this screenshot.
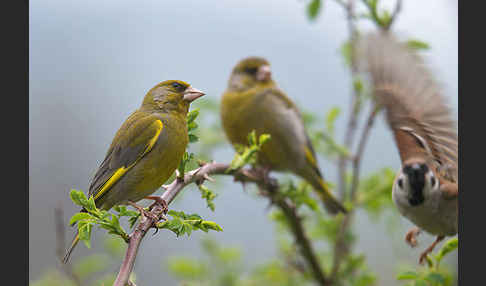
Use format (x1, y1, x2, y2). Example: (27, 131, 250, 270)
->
(88, 113, 164, 201)
(260, 87, 323, 178)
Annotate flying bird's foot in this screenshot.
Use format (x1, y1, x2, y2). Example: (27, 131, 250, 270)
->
(405, 227, 421, 248)
(419, 235, 445, 264)
(128, 201, 159, 222)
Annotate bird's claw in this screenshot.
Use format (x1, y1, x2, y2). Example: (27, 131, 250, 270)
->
(405, 227, 421, 248)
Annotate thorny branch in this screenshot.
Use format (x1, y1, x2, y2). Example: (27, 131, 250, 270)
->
(114, 162, 328, 286)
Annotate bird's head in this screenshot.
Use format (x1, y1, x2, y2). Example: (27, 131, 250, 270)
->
(142, 80, 205, 114)
(394, 158, 439, 206)
(228, 57, 273, 91)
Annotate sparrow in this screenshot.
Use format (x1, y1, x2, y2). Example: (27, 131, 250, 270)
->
(220, 57, 347, 214)
(63, 80, 205, 263)
(355, 33, 458, 264)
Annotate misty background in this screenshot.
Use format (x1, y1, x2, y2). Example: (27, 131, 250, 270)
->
(29, 0, 457, 285)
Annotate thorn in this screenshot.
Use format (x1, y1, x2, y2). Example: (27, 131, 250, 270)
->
(203, 174, 215, 182)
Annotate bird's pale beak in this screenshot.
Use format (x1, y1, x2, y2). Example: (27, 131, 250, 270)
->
(183, 86, 205, 102)
(256, 65, 272, 81)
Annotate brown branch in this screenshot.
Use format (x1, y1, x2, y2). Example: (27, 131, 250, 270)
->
(273, 197, 329, 285)
(385, 0, 402, 31)
(254, 175, 329, 285)
(330, 107, 378, 281)
(337, 0, 361, 202)
(113, 162, 328, 286)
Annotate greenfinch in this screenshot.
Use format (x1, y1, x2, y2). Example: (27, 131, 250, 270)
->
(221, 57, 346, 214)
(63, 80, 205, 263)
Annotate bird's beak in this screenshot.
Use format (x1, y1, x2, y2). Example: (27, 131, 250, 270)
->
(183, 86, 205, 102)
(256, 65, 272, 81)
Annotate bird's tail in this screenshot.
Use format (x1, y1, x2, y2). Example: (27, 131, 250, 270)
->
(62, 232, 80, 264)
(315, 178, 347, 215)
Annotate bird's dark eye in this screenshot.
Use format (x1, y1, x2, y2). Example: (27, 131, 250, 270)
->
(172, 82, 182, 89)
(397, 178, 403, 189)
(245, 67, 258, 75)
(430, 176, 436, 187)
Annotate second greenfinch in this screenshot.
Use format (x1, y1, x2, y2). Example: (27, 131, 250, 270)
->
(63, 80, 205, 263)
(221, 57, 346, 214)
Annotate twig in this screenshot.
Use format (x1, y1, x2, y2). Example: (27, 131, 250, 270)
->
(337, 0, 360, 201)
(330, 107, 378, 281)
(386, 0, 402, 30)
(113, 162, 328, 286)
(274, 198, 329, 285)
(55, 204, 82, 286)
(255, 176, 329, 285)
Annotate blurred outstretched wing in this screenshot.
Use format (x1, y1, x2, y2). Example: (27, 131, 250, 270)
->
(355, 33, 458, 182)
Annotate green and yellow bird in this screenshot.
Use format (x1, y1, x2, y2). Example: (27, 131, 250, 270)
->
(63, 80, 205, 263)
(221, 57, 346, 214)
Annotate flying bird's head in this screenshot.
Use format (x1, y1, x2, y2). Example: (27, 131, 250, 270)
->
(142, 80, 205, 114)
(394, 158, 440, 207)
(228, 57, 273, 91)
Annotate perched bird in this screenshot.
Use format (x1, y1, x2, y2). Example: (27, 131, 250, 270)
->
(355, 33, 458, 264)
(63, 80, 205, 263)
(220, 57, 346, 214)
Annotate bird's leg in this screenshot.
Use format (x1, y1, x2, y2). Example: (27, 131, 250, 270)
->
(419, 235, 445, 264)
(144, 196, 169, 221)
(405, 227, 421, 247)
(145, 196, 168, 212)
(128, 201, 159, 222)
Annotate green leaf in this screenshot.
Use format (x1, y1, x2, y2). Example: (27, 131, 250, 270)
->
(247, 130, 257, 146)
(69, 212, 92, 225)
(103, 236, 126, 258)
(187, 108, 200, 124)
(424, 272, 445, 285)
(435, 237, 458, 265)
(258, 134, 271, 146)
(414, 280, 428, 286)
(78, 221, 93, 248)
(406, 39, 430, 51)
(340, 41, 352, 66)
(199, 184, 217, 211)
(397, 271, 419, 280)
(69, 189, 88, 207)
(188, 134, 199, 143)
(73, 254, 109, 279)
(325, 107, 340, 134)
(157, 210, 222, 236)
(168, 257, 208, 280)
(353, 78, 364, 94)
(85, 196, 97, 212)
(307, 0, 321, 20)
(201, 221, 223, 232)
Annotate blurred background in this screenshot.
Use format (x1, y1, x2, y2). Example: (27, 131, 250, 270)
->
(29, 0, 457, 285)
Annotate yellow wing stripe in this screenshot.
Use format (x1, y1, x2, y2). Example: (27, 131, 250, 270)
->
(94, 167, 129, 200)
(93, 120, 163, 201)
(304, 147, 318, 169)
